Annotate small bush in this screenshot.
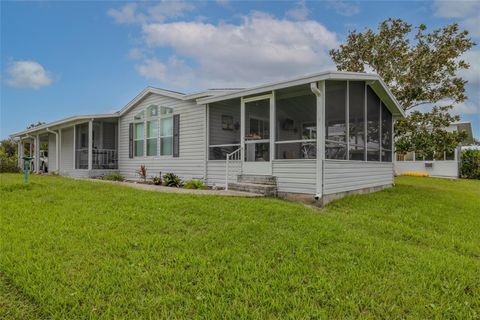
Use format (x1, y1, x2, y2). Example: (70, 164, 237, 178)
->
(0, 139, 19, 173)
(103, 173, 124, 181)
(460, 150, 480, 179)
(152, 176, 162, 185)
(163, 172, 182, 187)
(137, 165, 147, 182)
(183, 180, 207, 190)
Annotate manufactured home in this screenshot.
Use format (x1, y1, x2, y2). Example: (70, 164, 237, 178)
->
(11, 71, 405, 204)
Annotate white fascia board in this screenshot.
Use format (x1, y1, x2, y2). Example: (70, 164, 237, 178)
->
(10, 113, 118, 138)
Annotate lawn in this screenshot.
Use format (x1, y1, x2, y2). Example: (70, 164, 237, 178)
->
(0, 174, 479, 319)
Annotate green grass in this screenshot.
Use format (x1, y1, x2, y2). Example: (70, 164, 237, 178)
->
(0, 173, 479, 319)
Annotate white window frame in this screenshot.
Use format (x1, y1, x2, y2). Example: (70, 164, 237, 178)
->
(159, 108, 174, 156)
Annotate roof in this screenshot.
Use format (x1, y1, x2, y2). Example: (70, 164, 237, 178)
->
(10, 70, 405, 138)
(196, 70, 405, 118)
(10, 113, 119, 138)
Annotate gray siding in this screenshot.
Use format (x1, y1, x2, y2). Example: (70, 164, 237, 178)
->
(60, 127, 74, 174)
(118, 93, 206, 181)
(48, 134, 57, 172)
(206, 160, 241, 187)
(324, 160, 393, 195)
(273, 160, 317, 194)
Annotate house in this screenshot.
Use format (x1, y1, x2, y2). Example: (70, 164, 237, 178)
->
(10, 71, 405, 204)
(394, 121, 474, 178)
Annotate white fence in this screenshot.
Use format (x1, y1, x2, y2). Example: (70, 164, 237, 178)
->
(394, 151, 459, 178)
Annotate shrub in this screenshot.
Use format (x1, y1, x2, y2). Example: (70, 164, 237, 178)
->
(183, 180, 207, 190)
(163, 173, 182, 187)
(460, 150, 480, 179)
(152, 176, 162, 185)
(103, 173, 124, 182)
(137, 165, 147, 182)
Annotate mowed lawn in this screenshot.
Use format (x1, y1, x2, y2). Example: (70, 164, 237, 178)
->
(0, 174, 479, 319)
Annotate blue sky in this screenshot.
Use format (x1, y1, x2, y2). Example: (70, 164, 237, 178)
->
(1, 0, 479, 139)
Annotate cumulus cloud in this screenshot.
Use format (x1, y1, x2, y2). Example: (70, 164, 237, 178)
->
(327, 0, 360, 17)
(139, 12, 338, 88)
(286, 0, 310, 21)
(460, 50, 480, 85)
(108, 1, 194, 25)
(433, 0, 480, 37)
(6, 60, 53, 89)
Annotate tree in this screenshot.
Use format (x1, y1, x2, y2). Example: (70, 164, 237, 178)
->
(0, 139, 19, 173)
(329, 19, 475, 154)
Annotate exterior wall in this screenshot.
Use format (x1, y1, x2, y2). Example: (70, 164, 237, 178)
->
(206, 160, 241, 187)
(118, 93, 206, 181)
(394, 161, 458, 178)
(48, 134, 57, 172)
(323, 160, 393, 195)
(59, 127, 74, 174)
(273, 160, 316, 194)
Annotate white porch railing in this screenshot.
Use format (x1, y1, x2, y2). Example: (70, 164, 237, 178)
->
(76, 148, 118, 169)
(225, 147, 242, 191)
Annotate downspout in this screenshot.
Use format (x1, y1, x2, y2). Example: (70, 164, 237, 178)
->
(310, 82, 324, 202)
(46, 128, 59, 173)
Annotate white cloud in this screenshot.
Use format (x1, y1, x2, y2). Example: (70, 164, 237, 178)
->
(286, 0, 310, 21)
(139, 12, 338, 88)
(108, 1, 194, 25)
(6, 60, 53, 89)
(134, 58, 167, 81)
(327, 0, 360, 17)
(433, 0, 480, 37)
(453, 101, 480, 115)
(107, 3, 138, 24)
(128, 47, 144, 60)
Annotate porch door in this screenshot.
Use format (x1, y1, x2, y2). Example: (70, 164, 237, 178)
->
(242, 94, 273, 175)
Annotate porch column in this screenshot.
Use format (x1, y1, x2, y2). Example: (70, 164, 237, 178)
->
(88, 120, 93, 170)
(35, 134, 40, 173)
(310, 81, 324, 198)
(17, 140, 23, 168)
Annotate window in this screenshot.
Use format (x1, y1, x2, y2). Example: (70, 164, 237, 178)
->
(134, 122, 144, 157)
(159, 107, 174, 156)
(325, 81, 347, 160)
(349, 81, 366, 160)
(381, 102, 392, 162)
(275, 84, 316, 159)
(208, 99, 241, 160)
(367, 86, 380, 161)
(146, 120, 158, 156)
(133, 106, 174, 157)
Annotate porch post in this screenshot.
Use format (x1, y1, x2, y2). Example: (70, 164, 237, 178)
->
(311, 82, 324, 198)
(88, 120, 93, 171)
(269, 91, 275, 171)
(35, 134, 40, 173)
(17, 140, 23, 168)
(240, 97, 245, 171)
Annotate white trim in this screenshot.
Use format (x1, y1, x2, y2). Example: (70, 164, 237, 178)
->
(118, 87, 184, 116)
(88, 120, 93, 171)
(275, 139, 316, 144)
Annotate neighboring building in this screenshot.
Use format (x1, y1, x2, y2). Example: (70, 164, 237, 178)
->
(11, 71, 405, 204)
(394, 121, 474, 178)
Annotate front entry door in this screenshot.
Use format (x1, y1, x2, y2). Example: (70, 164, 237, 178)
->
(242, 95, 273, 175)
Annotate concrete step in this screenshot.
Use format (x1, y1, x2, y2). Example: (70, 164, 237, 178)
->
(228, 182, 277, 197)
(237, 174, 277, 185)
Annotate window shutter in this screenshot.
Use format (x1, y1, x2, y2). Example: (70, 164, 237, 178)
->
(129, 123, 134, 159)
(173, 114, 180, 157)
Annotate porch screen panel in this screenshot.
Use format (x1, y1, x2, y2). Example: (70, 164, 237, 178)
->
(245, 98, 270, 162)
(75, 123, 89, 169)
(325, 81, 347, 160)
(367, 86, 380, 161)
(208, 98, 241, 160)
(381, 102, 392, 162)
(275, 84, 316, 159)
(349, 81, 365, 160)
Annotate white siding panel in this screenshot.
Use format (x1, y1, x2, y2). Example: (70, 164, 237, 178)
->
(273, 160, 316, 194)
(118, 93, 206, 181)
(324, 160, 393, 195)
(60, 127, 74, 174)
(48, 134, 57, 172)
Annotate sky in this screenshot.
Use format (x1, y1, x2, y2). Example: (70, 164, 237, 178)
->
(1, 0, 479, 139)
